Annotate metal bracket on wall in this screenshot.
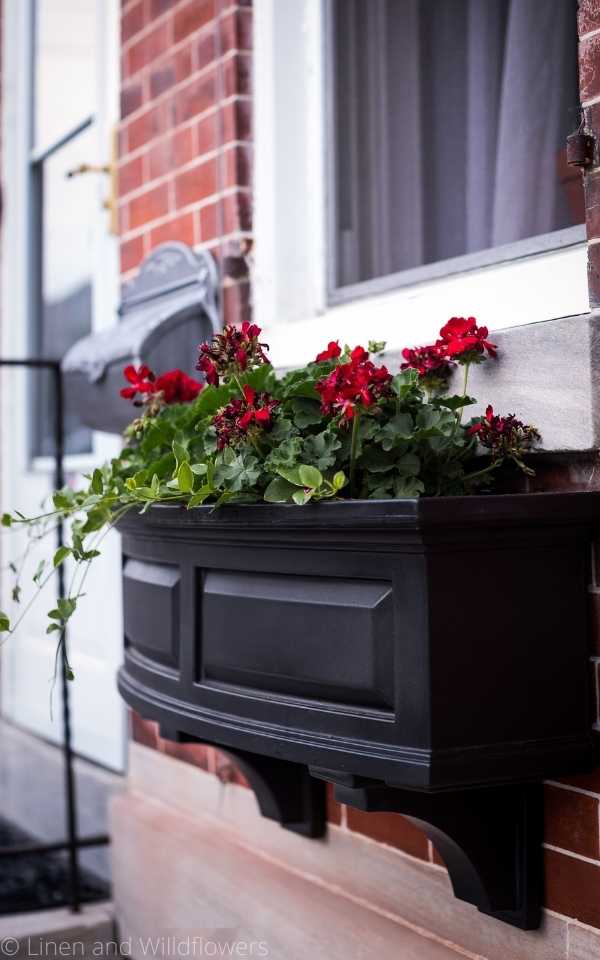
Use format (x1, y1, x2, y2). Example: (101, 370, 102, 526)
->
(310, 768, 542, 930)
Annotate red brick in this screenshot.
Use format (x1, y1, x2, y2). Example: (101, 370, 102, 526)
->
(122, 1, 145, 44)
(222, 98, 252, 143)
(219, 8, 253, 53)
(174, 0, 215, 42)
(119, 155, 144, 196)
(224, 144, 251, 187)
(223, 190, 252, 233)
(557, 768, 600, 793)
(161, 739, 212, 771)
(149, 46, 193, 98)
(580, 34, 600, 102)
(222, 279, 251, 327)
(223, 53, 251, 97)
(346, 807, 429, 861)
(149, 0, 176, 18)
(196, 31, 216, 70)
(129, 182, 169, 229)
(175, 159, 217, 207)
(199, 201, 219, 241)
(127, 103, 168, 151)
(544, 784, 600, 858)
(544, 848, 600, 924)
(148, 127, 195, 180)
(175, 73, 217, 123)
(580, 0, 600, 36)
(326, 783, 342, 826)
(197, 113, 218, 155)
(121, 83, 143, 120)
(126, 22, 170, 77)
(120, 235, 145, 273)
(130, 710, 159, 749)
(150, 211, 195, 249)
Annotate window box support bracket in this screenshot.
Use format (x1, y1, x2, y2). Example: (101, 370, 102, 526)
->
(311, 768, 542, 930)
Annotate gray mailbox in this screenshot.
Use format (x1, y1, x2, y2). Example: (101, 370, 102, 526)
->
(62, 243, 219, 434)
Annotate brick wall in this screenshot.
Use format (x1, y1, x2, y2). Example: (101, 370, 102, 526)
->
(118, 0, 252, 327)
(122, 0, 600, 950)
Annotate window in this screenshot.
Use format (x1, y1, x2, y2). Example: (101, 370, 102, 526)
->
(330, 0, 582, 290)
(31, 0, 98, 456)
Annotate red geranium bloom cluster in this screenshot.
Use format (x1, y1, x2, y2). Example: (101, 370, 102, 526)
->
(401, 344, 454, 380)
(468, 405, 539, 461)
(120, 365, 202, 405)
(437, 317, 497, 361)
(315, 345, 392, 420)
(315, 341, 342, 363)
(212, 385, 279, 449)
(197, 321, 269, 386)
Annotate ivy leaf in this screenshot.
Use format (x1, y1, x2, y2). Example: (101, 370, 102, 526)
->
(53, 546, 71, 569)
(276, 466, 303, 486)
(187, 486, 212, 508)
(332, 471, 347, 490)
(53, 490, 74, 511)
(46, 623, 61, 634)
(298, 464, 322, 489)
(0, 612, 10, 632)
(191, 463, 208, 476)
(33, 560, 46, 585)
(264, 477, 297, 502)
(12, 586, 20, 604)
(91, 469, 103, 495)
(292, 488, 313, 505)
(1, 513, 12, 528)
(177, 461, 194, 494)
(151, 473, 160, 496)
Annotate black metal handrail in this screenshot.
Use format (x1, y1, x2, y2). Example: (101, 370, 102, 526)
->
(0, 358, 109, 913)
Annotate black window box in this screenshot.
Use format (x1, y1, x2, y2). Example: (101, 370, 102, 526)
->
(117, 492, 600, 930)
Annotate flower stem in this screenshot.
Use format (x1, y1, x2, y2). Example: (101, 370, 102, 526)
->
(457, 361, 471, 426)
(463, 460, 500, 485)
(350, 412, 361, 499)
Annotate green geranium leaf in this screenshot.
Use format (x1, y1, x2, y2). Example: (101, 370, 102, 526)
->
(289, 398, 323, 429)
(393, 477, 425, 498)
(302, 430, 341, 471)
(433, 395, 477, 411)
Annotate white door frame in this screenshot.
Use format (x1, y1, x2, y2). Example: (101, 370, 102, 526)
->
(1, 0, 126, 771)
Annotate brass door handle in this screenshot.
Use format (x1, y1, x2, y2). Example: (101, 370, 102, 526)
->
(65, 162, 111, 178)
(64, 128, 119, 236)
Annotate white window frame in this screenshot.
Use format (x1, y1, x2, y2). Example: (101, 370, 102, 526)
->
(253, 0, 590, 369)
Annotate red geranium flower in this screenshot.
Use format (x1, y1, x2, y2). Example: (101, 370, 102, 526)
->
(401, 344, 454, 380)
(315, 341, 342, 363)
(468, 405, 539, 461)
(437, 317, 497, 361)
(154, 369, 203, 404)
(197, 321, 269, 386)
(120, 365, 202, 406)
(316, 345, 392, 420)
(120, 364, 156, 402)
(213, 384, 279, 449)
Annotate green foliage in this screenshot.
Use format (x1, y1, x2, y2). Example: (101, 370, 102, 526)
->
(0, 339, 537, 661)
